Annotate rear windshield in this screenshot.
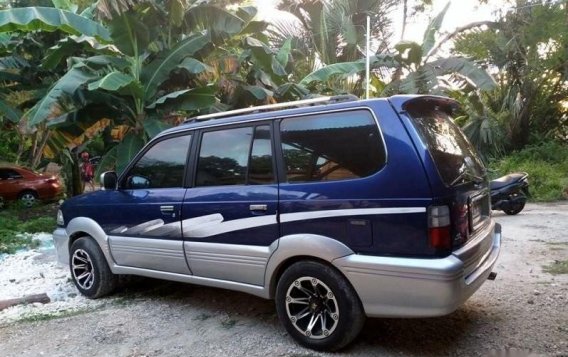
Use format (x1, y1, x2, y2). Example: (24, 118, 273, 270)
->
(406, 103, 485, 186)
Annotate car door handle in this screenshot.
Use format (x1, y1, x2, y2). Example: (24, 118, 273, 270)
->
(249, 204, 268, 212)
(160, 205, 175, 213)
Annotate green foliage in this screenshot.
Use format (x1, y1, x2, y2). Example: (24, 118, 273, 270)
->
(19, 216, 56, 233)
(299, 4, 495, 96)
(0, 210, 54, 254)
(0, 6, 110, 41)
(452, 1, 568, 150)
(489, 142, 568, 202)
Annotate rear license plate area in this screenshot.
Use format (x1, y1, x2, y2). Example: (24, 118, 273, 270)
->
(469, 193, 488, 232)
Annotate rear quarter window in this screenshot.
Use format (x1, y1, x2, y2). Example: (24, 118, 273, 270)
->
(279, 109, 385, 183)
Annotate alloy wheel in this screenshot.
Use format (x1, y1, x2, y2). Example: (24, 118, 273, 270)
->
(284, 276, 339, 339)
(71, 249, 95, 290)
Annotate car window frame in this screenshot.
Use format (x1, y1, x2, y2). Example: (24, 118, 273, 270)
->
(118, 132, 194, 190)
(188, 121, 278, 188)
(274, 108, 387, 184)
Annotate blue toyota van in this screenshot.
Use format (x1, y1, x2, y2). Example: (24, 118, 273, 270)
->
(53, 95, 501, 351)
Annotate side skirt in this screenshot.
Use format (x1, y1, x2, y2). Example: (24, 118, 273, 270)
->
(111, 264, 270, 299)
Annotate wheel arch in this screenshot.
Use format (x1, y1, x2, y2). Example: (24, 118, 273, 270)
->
(66, 217, 114, 268)
(265, 234, 355, 299)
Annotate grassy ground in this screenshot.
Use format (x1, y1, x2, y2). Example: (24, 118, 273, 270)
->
(0, 203, 57, 254)
(489, 141, 568, 201)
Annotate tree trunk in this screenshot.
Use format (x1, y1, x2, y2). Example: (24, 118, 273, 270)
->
(31, 130, 50, 169)
(72, 152, 83, 196)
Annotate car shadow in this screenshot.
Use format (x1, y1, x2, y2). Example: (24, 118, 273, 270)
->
(112, 277, 484, 356)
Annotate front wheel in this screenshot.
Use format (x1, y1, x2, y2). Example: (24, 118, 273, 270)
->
(275, 261, 365, 351)
(69, 237, 117, 298)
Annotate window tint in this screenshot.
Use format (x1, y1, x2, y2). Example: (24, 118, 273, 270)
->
(196, 125, 275, 187)
(280, 110, 384, 182)
(196, 127, 253, 186)
(0, 169, 22, 180)
(125, 135, 191, 189)
(249, 126, 275, 185)
(406, 103, 485, 186)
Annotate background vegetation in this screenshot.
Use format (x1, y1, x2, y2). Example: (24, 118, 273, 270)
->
(0, 205, 56, 253)
(0, 0, 566, 201)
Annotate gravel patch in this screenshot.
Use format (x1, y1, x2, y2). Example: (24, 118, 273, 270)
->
(0, 203, 566, 356)
(0, 233, 106, 325)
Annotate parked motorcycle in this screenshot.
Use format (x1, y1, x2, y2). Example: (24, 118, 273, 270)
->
(490, 172, 529, 215)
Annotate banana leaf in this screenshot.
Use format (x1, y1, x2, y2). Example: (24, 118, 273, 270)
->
(0, 7, 110, 42)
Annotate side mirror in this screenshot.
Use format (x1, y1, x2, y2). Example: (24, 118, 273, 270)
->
(127, 175, 150, 189)
(100, 171, 118, 191)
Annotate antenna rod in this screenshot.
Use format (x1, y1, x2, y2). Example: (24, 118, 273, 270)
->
(366, 15, 371, 100)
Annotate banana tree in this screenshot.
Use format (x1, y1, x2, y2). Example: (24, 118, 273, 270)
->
(299, 2, 496, 96)
(0, 3, 219, 174)
(0, 6, 101, 166)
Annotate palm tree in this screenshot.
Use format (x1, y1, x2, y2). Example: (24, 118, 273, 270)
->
(271, 0, 397, 78)
(299, 2, 496, 97)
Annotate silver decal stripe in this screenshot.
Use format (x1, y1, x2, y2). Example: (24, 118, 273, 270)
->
(280, 207, 426, 223)
(114, 207, 425, 239)
(185, 215, 277, 238)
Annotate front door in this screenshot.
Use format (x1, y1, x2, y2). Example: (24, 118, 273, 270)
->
(105, 133, 192, 274)
(182, 124, 279, 285)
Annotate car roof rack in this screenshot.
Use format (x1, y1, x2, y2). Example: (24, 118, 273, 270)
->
(183, 94, 359, 124)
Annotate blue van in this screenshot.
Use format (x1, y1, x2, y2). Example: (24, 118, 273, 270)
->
(53, 95, 501, 351)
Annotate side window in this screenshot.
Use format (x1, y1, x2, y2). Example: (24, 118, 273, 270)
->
(125, 135, 191, 189)
(280, 110, 385, 183)
(196, 125, 275, 187)
(0, 169, 22, 180)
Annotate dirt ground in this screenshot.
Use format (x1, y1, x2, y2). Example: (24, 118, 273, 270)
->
(0, 203, 567, 357)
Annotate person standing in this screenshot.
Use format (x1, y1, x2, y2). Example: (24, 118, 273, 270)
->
(80, 151, 95, 192)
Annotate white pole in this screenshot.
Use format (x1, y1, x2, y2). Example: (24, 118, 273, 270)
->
(365, 15, 371, 100)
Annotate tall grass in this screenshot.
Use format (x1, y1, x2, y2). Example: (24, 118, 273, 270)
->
(489, 141, 568, 201)
(0, 208, 56, 254)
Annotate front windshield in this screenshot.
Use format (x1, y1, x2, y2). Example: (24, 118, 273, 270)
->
(406, 103, 486, 186)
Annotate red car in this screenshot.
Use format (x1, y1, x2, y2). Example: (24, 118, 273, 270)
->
(0, 165, 62, 207)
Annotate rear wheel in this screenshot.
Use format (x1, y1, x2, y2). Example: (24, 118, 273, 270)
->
(275, 260, 365, 351)
(504, 201, 525, 215)
(70, 237, 117, 298)
(503, 192, 526, 215)
(18, 191, 38, 208)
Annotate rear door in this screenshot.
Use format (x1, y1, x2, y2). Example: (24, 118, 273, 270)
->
(182, 123, 279, 286)
(402, 98, 491, 250)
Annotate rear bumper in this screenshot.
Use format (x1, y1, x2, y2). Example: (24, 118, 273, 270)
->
(52, 227, 69, 266)
(38, 184, 63, 201)
(333, 221, 501, 318)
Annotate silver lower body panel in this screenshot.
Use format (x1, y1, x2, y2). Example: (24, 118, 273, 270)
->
(334, 222, 501, 318)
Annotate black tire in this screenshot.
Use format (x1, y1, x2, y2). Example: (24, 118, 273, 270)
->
(504, 201, 525, 215)
(275, 260, 366, 351)
(69, 237, 117, 299)
(18, 190, 38, 208)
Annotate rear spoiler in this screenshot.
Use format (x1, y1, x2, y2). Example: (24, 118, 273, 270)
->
(389, 95, 460, 115)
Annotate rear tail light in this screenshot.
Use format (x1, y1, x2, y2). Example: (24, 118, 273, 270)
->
(46, 177, 59, 184)
(428, 205, 451, 249)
